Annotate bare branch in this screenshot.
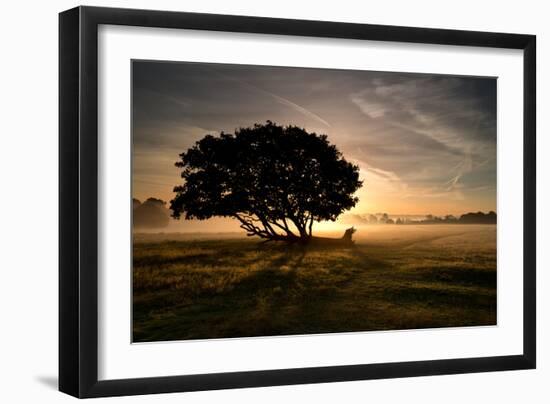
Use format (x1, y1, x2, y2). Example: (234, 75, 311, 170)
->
(269, 219, 297, 237)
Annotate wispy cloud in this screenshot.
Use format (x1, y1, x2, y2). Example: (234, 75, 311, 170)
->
(266, 90, 331, 127)
(132, 61, 496, 215)
(214, 70, 332, 128)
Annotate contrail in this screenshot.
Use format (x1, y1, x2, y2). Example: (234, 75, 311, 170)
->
(212, 68, 331, 128)
(261, 89, 332, 128)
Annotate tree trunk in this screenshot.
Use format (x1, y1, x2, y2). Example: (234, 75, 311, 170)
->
(233, 212, 356, 246)
(266, 227, 356, 246)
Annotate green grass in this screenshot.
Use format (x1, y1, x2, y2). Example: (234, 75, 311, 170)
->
(132, 225, 496, 342)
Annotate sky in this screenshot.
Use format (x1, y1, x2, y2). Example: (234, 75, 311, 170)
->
(132, 60, 496, 232)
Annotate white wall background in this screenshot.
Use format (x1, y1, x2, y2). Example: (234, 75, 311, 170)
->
(0, 0, 547, 402)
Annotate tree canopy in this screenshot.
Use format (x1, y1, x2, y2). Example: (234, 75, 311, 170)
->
(171, 122, 363, 242)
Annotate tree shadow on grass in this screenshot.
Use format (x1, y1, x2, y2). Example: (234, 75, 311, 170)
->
(412, 266, 496, 288)
(347, 245, 394, 271)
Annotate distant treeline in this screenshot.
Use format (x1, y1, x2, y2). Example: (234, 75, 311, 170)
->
(133, 197, 170, 229)
(351, 211, 497, 225)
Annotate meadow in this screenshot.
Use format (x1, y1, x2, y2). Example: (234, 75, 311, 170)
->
(132, 224, 496, 342)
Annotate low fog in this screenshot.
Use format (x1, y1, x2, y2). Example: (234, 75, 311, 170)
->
(133, 198, 170, 229)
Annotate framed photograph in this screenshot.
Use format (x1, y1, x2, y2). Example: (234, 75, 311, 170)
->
(59, 6, 536, 398)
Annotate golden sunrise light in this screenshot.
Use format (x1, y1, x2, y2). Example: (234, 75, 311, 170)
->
(132, 61, 496, 234)
(130, 60, 498, 342)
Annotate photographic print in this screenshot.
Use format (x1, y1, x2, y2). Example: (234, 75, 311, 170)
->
(132, 61, 497, 343)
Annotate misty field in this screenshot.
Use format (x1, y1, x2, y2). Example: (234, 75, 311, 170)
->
(132, 224, 496, 342)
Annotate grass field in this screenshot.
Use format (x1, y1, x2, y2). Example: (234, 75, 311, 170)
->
(132, 224, 496, 342)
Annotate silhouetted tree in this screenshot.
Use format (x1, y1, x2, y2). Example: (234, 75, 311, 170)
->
(134, 197, 170, 229)
(459, 211, 497, 224)
(444, 214, 457, 223)
(171, 122, 363, 242)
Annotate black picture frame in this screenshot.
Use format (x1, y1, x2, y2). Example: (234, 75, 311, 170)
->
(59, 5, 536, 398)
